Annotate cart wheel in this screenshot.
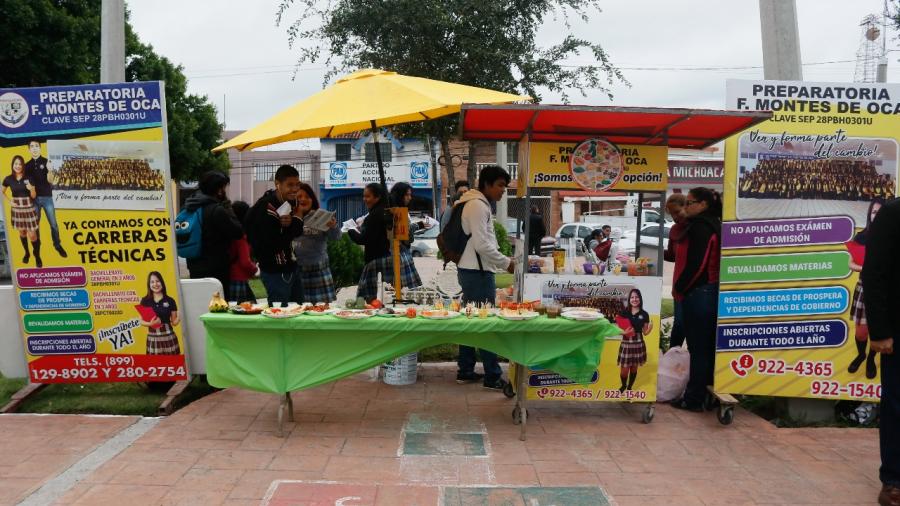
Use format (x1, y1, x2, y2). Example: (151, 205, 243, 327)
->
(717, 406, 734, 425)
(642, 405, 655, 424)
(503, 382, 515, 399)
(512, 405, 525, 425)
(703, 392, 718, 411)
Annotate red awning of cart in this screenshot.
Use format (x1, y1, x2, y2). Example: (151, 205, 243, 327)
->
(459, 104, 773, 149)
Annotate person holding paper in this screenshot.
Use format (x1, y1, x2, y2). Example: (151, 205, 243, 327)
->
(138, 271, 181, 355)
(292, 182, 340, 303)
(246, 165, 305, 304)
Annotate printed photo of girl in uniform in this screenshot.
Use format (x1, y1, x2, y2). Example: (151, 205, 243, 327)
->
(137, 271, 181, 355)
(615, 288, 652, 392)
(2, 155, 43, 268)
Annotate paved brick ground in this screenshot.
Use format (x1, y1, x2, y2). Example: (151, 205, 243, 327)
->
(2, 364, 883, 505)
(0, 415, 139, 505)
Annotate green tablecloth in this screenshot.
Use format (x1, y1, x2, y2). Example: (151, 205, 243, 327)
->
(200, 313, 621, 394)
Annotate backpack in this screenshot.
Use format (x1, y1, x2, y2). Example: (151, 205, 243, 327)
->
(174, 206, 204, 259)
(436, 201, 482, 269)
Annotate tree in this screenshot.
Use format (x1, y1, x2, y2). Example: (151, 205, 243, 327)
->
(276, 0, 627, 191)
(0, 0, 227, 181)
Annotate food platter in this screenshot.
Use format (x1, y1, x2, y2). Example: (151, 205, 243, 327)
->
(562, 306, 600, 313)
(229, 303, 265, 315)
(421, 310, 461, 320)
(561, 310, 605, 321)
(498, 310, 540, 321)
(570, 138, 623, 191)
(332, 309, 375, 320)
(262, 306, 303, 319)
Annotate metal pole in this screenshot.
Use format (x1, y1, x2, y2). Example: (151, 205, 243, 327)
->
(100, 0, 126, 83)
(370, 120, 387, 188)
(427, 135, 440, 219)
(635, 192, 644, 259)
(759, 0, 803, 80)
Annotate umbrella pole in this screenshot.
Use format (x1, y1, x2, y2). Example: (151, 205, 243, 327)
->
(370, 120, 387, 188)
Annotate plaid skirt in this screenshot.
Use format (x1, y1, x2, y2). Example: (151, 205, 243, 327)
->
(617, 334, 647, 368)
(11, 197, 39, 232)
(357, 251, 422, 302)
(851, 280, 866, 326)
(298, 261, 336, 303)
(146, 323, 181, 355)
(228, 280, 256, 304)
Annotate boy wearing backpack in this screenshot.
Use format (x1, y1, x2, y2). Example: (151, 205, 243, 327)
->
(179, 171, 244, 299)
(449, 165, 515, 391)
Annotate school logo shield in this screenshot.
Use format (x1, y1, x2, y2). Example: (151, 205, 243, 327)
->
(0, 92, 29, 129)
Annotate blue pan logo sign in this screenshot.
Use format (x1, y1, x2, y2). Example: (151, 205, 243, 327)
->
(410, 161, 429, 186)
(330, 162, 348, 180)
(0, 92, 29, 129)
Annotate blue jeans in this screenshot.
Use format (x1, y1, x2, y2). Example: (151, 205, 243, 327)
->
(260, 268, 303, 305)
(456, 268, 502, 382)
(682, 283, 719, 407)
(34, 196, 61, 246)
(883, 351, 899, 486)
(670, 299, 685, 348)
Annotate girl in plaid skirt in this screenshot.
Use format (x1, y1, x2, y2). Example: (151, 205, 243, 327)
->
(615, 288, 651, 392)
(138, 271, 181, 355)
(292, 183, 341, 303)
(349, 183, 423, 302)
(846, 198, 883, 379)
(2, 155, 43, 268)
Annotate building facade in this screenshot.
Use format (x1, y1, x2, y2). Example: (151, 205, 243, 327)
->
(319, 131, 440, 223)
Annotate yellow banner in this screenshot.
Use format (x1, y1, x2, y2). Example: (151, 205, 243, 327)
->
(519, 275, 661, 402)
(0, 82, 188, 384)
(715, 79, 900, 402)
(526, 142, 668, 192)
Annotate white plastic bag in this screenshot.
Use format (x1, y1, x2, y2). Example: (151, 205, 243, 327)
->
(656, 346, 690, 402)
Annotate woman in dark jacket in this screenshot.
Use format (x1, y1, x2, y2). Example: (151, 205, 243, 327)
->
(349, 183, 421, 302)
(671, 187, 722, 412)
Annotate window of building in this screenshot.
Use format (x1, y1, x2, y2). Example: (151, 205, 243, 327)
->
(335, 143, 352, 161)
(506, 142, 519, 164)
(253, 163, 277, 181)
(364, 142, 392, 163)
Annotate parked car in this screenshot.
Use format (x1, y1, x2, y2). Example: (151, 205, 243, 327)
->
(622, 223, 673, 250)
(554, 222, 635, 257)
(410, 226, 439, 257)
(504, 217, 554, 256)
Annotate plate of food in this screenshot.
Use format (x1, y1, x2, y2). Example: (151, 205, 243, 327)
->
(561, 306, 600, 313)
(262, 306, 303, 318)
(303, 303, 332, 315)
(375, 307, 401, 317)
(229, 302, 265, 315)
(421, 309, 461, 320)
(332, 309, 375, 320)
(561, 310, 605, 321)
(498, 309, 540, 321)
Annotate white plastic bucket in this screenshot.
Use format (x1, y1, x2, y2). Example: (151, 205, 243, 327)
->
(383, 353, 418, 386)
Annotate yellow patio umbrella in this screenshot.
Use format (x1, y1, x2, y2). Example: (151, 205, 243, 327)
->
(215, 68, 528, 302)
(215, 68, 530, 155)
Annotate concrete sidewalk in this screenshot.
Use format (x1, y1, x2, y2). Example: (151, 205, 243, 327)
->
(2, 363, 882, 505)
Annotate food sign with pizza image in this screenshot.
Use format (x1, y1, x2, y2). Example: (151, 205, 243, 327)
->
(570, 138, 625, 191)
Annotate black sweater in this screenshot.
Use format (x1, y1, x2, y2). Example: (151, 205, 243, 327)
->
(861, 198, 900, 342)
(246, 190, 305, 273)
(349, 204, 391, 262)
(183, 192, 244, 278)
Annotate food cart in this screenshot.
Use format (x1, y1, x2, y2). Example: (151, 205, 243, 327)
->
(459, 104, 772, 440)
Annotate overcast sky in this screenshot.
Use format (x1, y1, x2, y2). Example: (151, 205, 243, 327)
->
(129, 0, 898, 145)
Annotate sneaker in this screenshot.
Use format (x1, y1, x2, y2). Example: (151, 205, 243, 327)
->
(483, 378, 509, 391)
(456, 372, 484, 384)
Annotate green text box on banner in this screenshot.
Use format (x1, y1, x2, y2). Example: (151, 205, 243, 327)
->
(720, 251, 851, 284)
(23, 312, 94, 334)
